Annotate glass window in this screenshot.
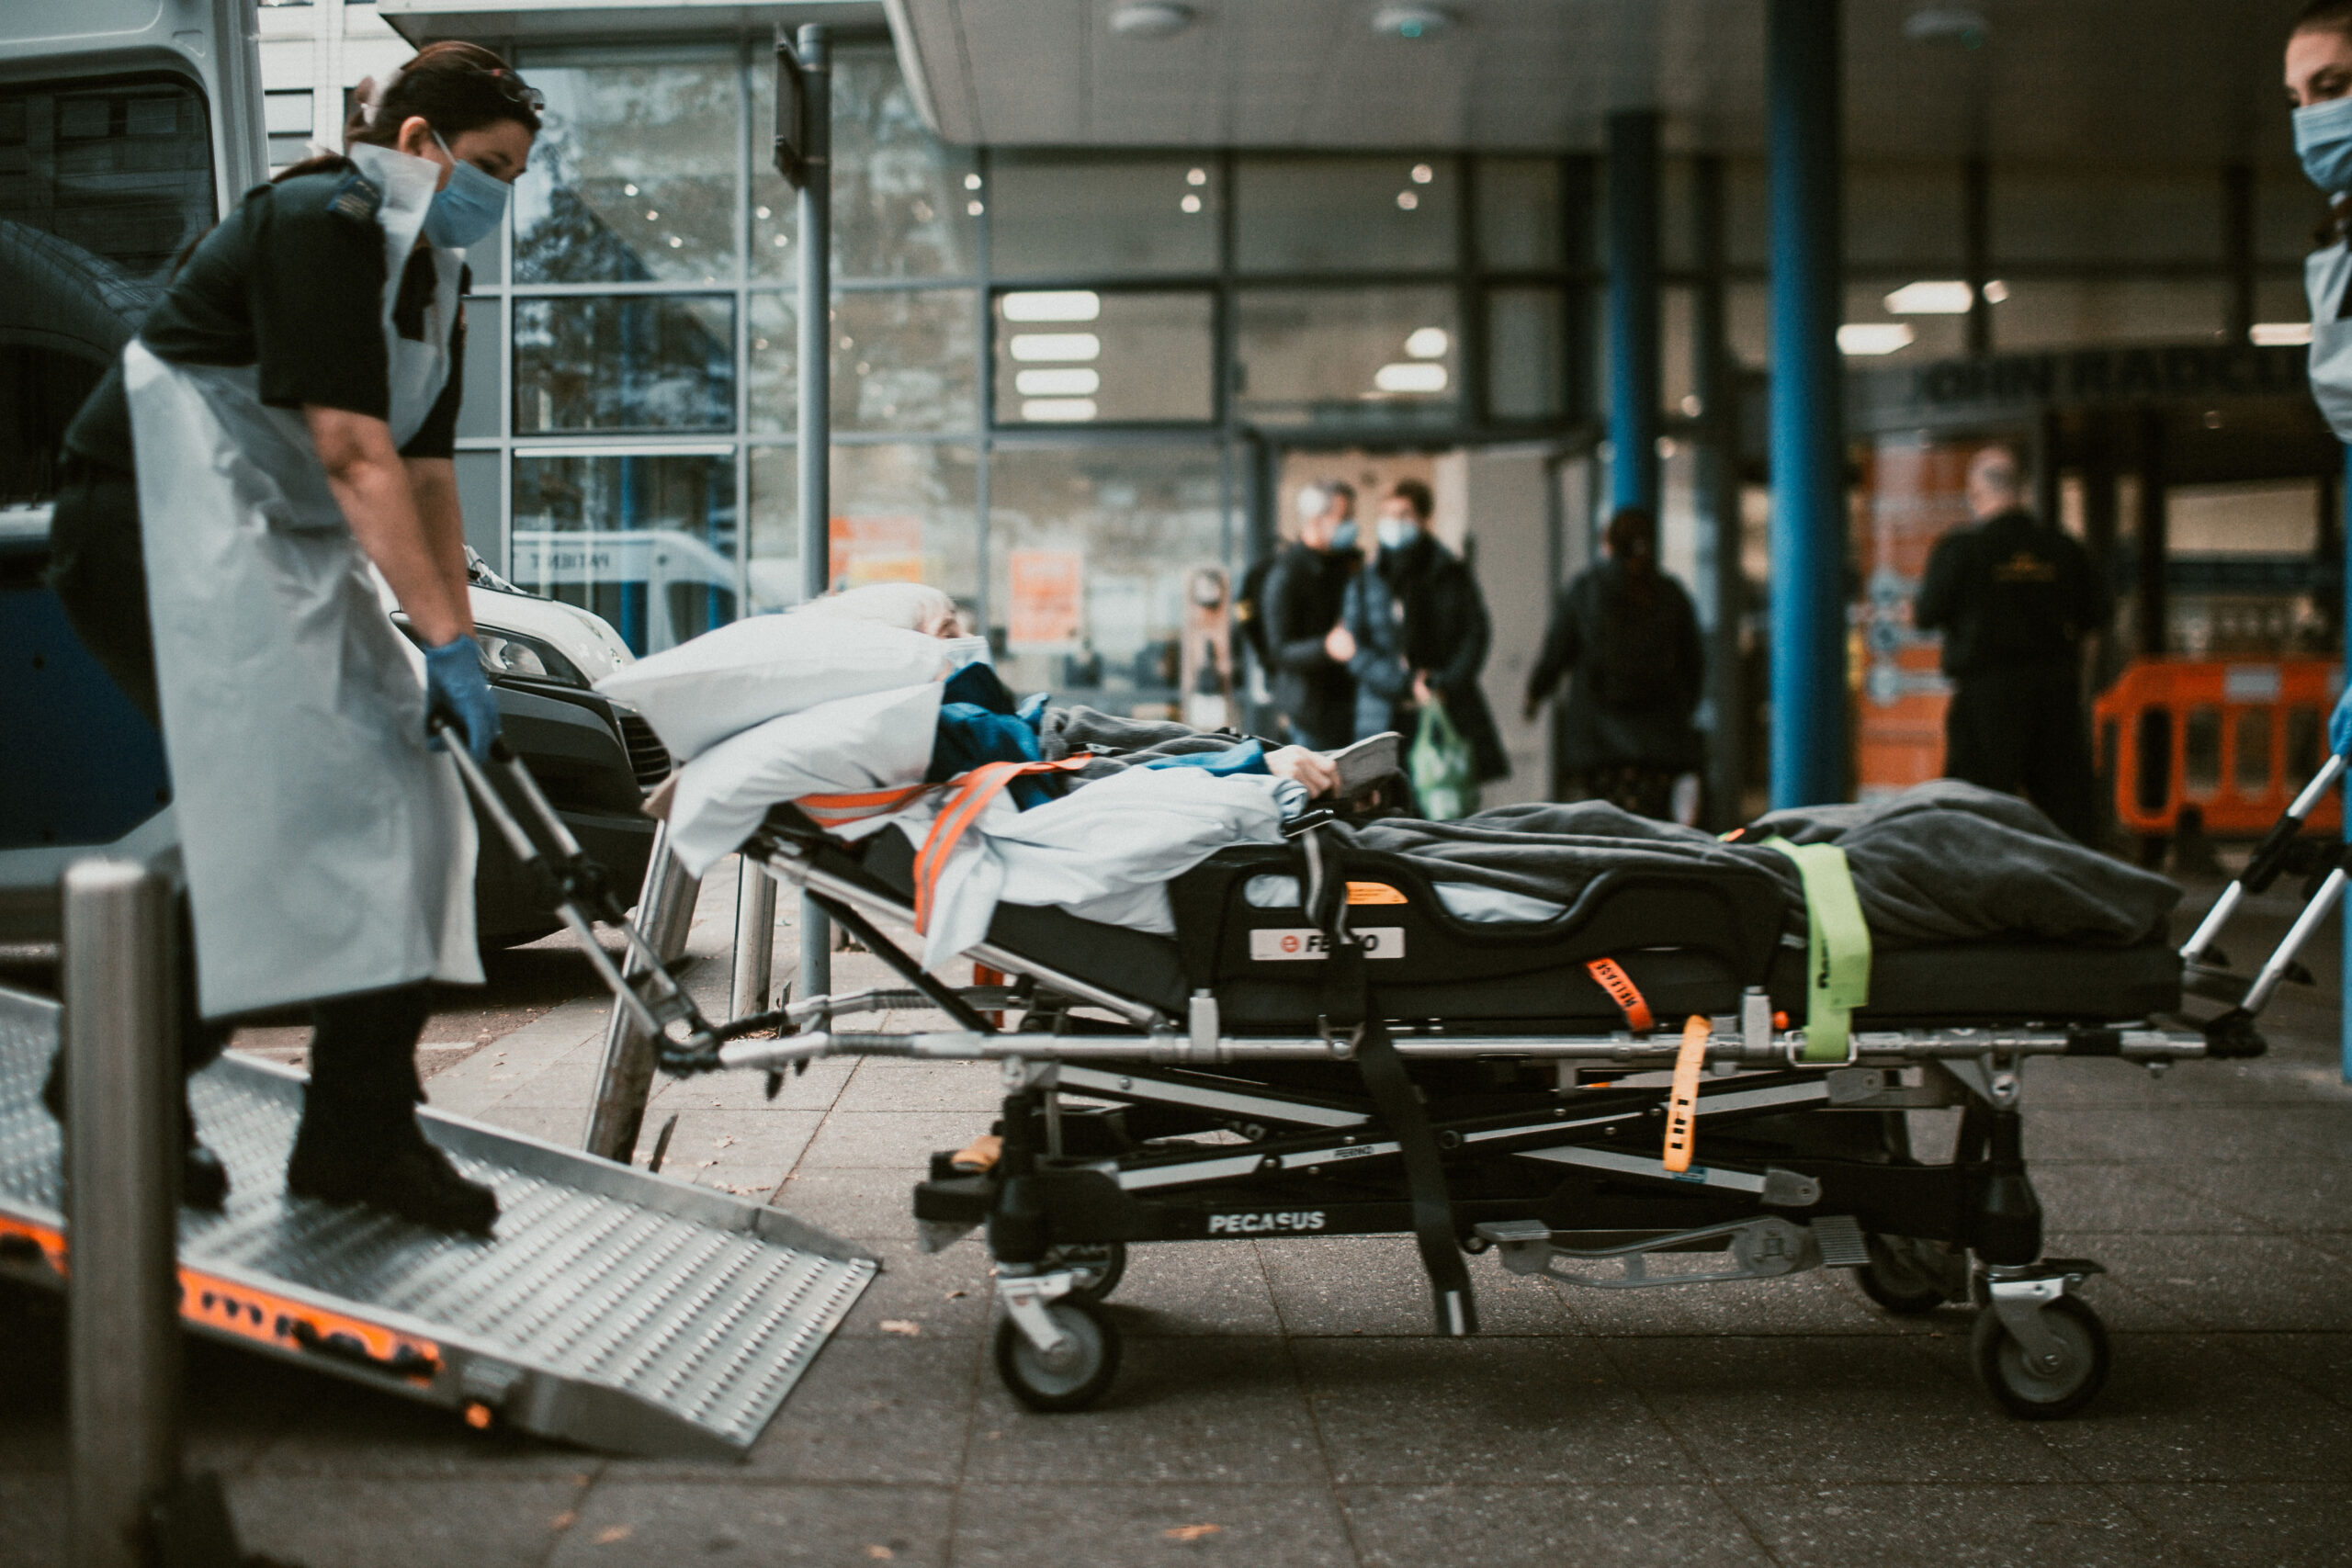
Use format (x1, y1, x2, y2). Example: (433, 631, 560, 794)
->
(1236, 157, 1458, 274)
(747, 57, 802, 279)
(2257, 168, 2328, 266)
(454, 449, 503, 565)
(509, 451, 738, 653)
(1487, 287, 1564, 421)
(747, 294, 798, 434)
(993, 290, 1215, 425)
(834, 51, 977, 279)
(1989, 279, 2230, 352)
(749, 443, 979, 611)
(989, 154, 1219, 277)
(1848, 163, 1964, 269)
(512, 61, 738, 286)
(0, 77, 214, 288)
(1724, 158, 1770, 272)
(1233, 287, 1460, 428)
(833, 289, 978, 434)
(1476, 157, 1562, 272)
(1839, 278, 1968, 364)
(456, 296, 503, 440)
(1992, 169, 2223, 265)
(2233, 706, 2272, 796)
(513, 296, 735, 434)
(987, 446, 1226, 709)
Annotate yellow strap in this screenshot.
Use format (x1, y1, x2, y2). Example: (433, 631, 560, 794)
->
(1761, 836, 1873, 1065)
(1662, 1015, 1708, 1173)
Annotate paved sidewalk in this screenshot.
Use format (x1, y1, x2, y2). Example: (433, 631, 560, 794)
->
(2, 868, 2348, 1567)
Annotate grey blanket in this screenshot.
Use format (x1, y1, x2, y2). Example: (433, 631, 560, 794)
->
(1351, 779, 2180, 950)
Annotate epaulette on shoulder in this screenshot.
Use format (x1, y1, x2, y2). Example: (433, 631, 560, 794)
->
(328, 167, 383, 224)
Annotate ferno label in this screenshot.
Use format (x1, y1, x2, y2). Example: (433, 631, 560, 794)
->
(1247, 927, 1406, 961)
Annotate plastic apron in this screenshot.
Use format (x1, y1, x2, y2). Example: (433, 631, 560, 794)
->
(125, 141, 481, 1019)
(2306, 239, 2352, 442)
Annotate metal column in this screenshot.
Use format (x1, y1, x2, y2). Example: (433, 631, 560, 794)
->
(796, 22, 834, 1002)
(2342, 446, 2351, 1085)
(1605, 109, 1662, 516)
(1692, 154, 1743, 828)
(584, 823, 701, 1163)
(1766, 0, 1847, 808)
(731, 868, 779, 1021)
(62, 860, 180, 1568)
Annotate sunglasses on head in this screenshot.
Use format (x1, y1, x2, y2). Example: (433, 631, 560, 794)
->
(481, 67, 546, 114)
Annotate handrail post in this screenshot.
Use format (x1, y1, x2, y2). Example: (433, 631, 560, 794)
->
(730, 864, 779, 1021)
(584, 824, 701, 1162)
(794, 20, 834, 1005)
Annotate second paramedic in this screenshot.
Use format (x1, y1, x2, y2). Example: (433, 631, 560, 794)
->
(42, 43, 542, 1234)
(2285, 0, 2352, 760)
(1261, 480, 1361, 750)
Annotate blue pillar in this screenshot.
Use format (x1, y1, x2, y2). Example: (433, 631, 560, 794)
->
(1606, 109, 1662, 516)
(1767, 0, 1847, 808)
(2341, 446, 2350, 1083)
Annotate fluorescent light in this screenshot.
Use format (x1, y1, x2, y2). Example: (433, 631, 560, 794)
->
(1015, 367, 1102, 396)
(1838, 322, 1917, 355)
(1108, 2, 1193, 38)
(1883, 280, 1973, 315)
(1374, 362, 1449, 393)
(1404, 326, 1450, 359)
(1983, 279, 2009, 303)
(1022, 399, 1099, 423)
(1009, 333, 1102, 362)
(2251, 321, 2313, 346)
(1001, 289, 1101, 322)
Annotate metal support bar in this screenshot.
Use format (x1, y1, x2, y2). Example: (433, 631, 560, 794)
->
(730, 868, 779, 1021)
(1605, 108, 1662, 515)
(794, 20, 835, 1006)
(62, 860, 181, 1568)
(584, 825, 701, 1162)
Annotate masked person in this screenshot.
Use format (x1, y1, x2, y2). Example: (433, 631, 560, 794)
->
(1260, 481, 1361, 750)
(41, 43, 540, 1234)
(2287, 0, 2352, 760)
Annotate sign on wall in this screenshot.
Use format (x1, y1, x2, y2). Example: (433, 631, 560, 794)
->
(1008, 548, 1083, 649)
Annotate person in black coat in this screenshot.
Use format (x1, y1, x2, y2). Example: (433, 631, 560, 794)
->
(1259, 480, 1361, 750)
(1524, 508, 1706, 819)
(1335, 479, 1510, 791)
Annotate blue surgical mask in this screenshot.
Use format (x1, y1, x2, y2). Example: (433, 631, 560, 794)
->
(2297, 95, 2352, 194)
(1375, 516, 1416, 551)
(1327, 522, 1358, 554)
(423, 130, 509, 248)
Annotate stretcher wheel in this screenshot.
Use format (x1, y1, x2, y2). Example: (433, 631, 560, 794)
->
(1972, 1295, 2109, 1420)
(1855, 1235, 1961, 1315)
(995, 1298, 1121, 1413)
(1045, 1242, 1126, 1303)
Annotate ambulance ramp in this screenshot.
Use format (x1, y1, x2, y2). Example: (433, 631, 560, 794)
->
(0, 986, 876, 1460)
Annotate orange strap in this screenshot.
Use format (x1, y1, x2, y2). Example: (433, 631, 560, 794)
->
(1584, 957, 1654, 1035)
(1662, 1014, 1708, 1173)
(796, 781, 943, 829)
(911, 758, 1091, 932)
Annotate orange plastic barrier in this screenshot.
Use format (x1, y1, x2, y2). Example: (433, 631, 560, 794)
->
(2091, 657, 2343, 838)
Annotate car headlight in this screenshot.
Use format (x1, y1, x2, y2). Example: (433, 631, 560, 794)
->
(477, 627, 587, 687)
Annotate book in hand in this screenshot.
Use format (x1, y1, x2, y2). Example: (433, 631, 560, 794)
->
(1330, 731, 1402, 796)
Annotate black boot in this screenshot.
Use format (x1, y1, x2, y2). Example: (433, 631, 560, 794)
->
(40, 1049, 229, 1212)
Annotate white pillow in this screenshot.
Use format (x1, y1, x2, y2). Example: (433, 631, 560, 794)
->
(594, 614, 983, 760)
(665, 682, 944, 877)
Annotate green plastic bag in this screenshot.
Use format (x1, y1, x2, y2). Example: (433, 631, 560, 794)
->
(1409, 696, 1477, 821)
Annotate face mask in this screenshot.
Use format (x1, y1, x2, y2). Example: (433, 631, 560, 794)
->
(1327, 522, 1358, 554)
(2297, 95, 2352, 194)
(1376, 516, 1416, 551)
(423, 130, 509, 248)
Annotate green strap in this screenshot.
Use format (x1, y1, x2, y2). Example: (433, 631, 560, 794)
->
(1762, 837, 1872, 1064)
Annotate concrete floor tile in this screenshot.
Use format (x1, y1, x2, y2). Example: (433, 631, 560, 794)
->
(2025, 1335, 2352, 1482)
(833, 1061, 1007, 1114)
(948, 1483, 1357, 1568)
(800, 1112, 989, 1172)
(227, 1475, 585, 1568)
(2029, 1163, 2267, 1235)
(248, 1366, 611, 1477)
(830, 1244, 993, 1340)
(464, 1102, 583, 1145)
(1561, 1266, 1899, 1337)
(549, 1480, 954, 1567)
(2221, 1332, 2352, 1404)
(1292, 1337, 1696, 1484)
(967, 1337, 1325, 1483)
(2062, 1234, 2352, 1332)
(1340, 1483, 1772, 1568)
(2080, 1108, 2352, 1166)
(2155, 1160, 2352, 1235)
(1718, 1483, 2192, 1568)
(772, 1168, 923, 1242)
(713, 1336, 981, 1484)
(1257, 1236, 1577, 1337)
(1602, 1337, 2071, 1484)
(2109, 1482, 2352, 1568)
(1094, 1240, 1282, 1337)
(650, 1058, 857, 1114)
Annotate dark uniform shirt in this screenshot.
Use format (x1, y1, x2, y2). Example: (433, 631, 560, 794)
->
(1914, 508, 2109, 679)
(62, 158, 467, 472)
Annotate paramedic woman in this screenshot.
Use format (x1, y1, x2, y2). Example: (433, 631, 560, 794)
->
(2288, 2, 2352, 762)
(42, 43, 542, 1234)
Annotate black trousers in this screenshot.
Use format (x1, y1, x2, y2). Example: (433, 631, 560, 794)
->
(1943, 665, 2101, 846)
(46, 462, 160, 725)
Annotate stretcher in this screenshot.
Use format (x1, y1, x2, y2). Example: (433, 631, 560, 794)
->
(543, 747, 2350, 1423)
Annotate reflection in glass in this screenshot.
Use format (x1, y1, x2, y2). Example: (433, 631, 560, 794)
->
(747, 294, 799, 434)
(747, 59, 802, 278)
(1476, 158, 1562, 271)
(989, 155, 1219, 276)
(1487, 288, 1564, 421)
(0, 80, 214, 288)
(1989, 279, 2230, 353)
(512, 62, 736, 285)
(510, 452, 737, 653)
(833, 51, 976, 278)
(832, 289, 978, 433)
(456, 296, 503, 441)
(987, 447, 1225, 710)
(514, 296, 735, 434)
(1236, 158, 1458, 273)
(993, 291, 1214, 424)
(750, 444, 979, 612)
(1233, 287, 1459, 427)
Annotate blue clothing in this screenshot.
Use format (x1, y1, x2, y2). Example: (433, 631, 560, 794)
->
(1342, 565, 1412, 741)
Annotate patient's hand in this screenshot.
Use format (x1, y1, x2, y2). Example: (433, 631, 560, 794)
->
(1266, 745, 1340, 798)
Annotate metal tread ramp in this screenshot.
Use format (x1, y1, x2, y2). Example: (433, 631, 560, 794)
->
(0, 986, 876, 1459)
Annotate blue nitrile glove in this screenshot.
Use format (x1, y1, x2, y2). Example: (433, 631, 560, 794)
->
(2334, 682, 2352, 761)
(424, 636, 502, 766)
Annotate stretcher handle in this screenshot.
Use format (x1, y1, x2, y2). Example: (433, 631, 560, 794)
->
(2181, 749, 2347, 965)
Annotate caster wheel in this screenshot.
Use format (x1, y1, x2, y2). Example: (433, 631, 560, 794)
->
(1972, 1294, 2109, 1420)
(1855, 1235, 1960, 1315)
(994, 1297, 1121, 1412)
(1043, 1242, 1126, 1303)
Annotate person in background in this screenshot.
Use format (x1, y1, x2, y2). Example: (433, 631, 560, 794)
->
(1523, 507, 1704, 820)
(1336, 479, 1509, 796)
(1914, 446, 2109, 844)
(1260, 481, 1361, 750)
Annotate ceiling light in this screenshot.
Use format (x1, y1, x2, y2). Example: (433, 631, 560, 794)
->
(1982, 279, 2009, 303)
(1884, 280, 1973, 315)
(1396, 191, 1419, 210)
(1181, 193, 1203, 213)
(1373, 6, 1453, 40)
(1186, 167, 1208, 186)
(1838, 322, 1916, 355)
(1108, 3, 1194, 38)
(1374, 362, 1449, 393)
(1016, 367, 1102, 396)
(1904, 6, 1987, 48)
(964, 173, 982, 190)
(1404, 326, 1449, 358)
(967, 200, 984, 217)
(1009, 333, 1102, 362)
(1410, 164, 1434, 184)
(1023, 398, 1100, 422)
(2252, 321, 2313, 346)
(1002, 290, 1102, 322)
